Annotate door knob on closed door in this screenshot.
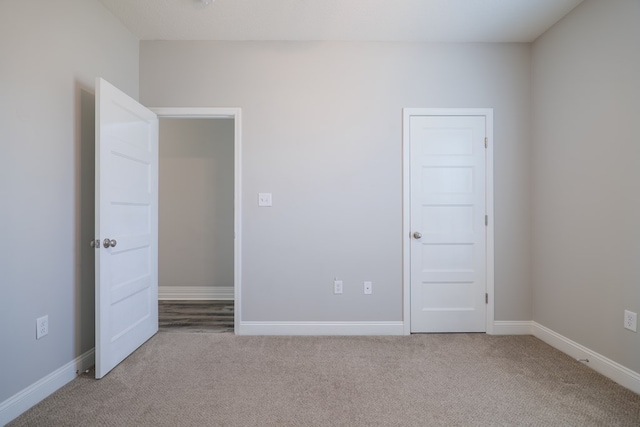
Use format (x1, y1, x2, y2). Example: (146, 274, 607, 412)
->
(103, 238, 117, 248)
(413, 232, 422, 239)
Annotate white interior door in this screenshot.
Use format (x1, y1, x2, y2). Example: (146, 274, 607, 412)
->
(95, 78, 158, 378)
(409, 115, 487, 333)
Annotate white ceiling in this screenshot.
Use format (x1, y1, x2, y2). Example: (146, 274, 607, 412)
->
(98, 0, 584, 43)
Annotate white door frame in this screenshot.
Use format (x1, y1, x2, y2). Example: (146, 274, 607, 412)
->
(151, 107, 242, 333)
(402, 108, 494, 335)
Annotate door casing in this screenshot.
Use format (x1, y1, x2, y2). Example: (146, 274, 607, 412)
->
(402, 108, 494, 335)
(151, 108, 243, 332)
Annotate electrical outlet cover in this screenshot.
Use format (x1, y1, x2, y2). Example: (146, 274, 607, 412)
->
(624, 310, 637, 332)
(334, 280, 343, 294)
(364, 281, 372, 294)
(36, 315, 49, 339)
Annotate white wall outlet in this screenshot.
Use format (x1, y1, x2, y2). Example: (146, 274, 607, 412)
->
(258, 193, 272, 207)
(334, 280, 343, 294)
(364, 281, 372, 295)
(624, 310, 637, 332)
(36, 315, 48, 340)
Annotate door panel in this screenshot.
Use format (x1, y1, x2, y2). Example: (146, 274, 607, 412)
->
(410, 116, 486, 333)
(95, 78, 158, 378)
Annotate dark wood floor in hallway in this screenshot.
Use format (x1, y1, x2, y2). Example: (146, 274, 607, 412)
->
(159, 300, 234, 333)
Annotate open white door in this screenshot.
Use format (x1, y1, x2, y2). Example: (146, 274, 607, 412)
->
(95, 78, 158, 378)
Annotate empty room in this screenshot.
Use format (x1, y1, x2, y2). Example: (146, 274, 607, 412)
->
(1, 0, 639, 425)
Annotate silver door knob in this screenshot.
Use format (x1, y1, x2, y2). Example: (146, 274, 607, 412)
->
(103, 238, 117, 248)
(413, 232, 422, 239)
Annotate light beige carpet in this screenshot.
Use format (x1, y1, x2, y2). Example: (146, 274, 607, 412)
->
(9, 334, 640, 426)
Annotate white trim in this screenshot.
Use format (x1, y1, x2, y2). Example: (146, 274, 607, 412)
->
(532, 322, 640, 395)
(492, 320, 534, 335)
(151, 107, 242, 333)
(402, 111, 411, 335)
(238, 321, 405, 336)
(158, 286, 234, 300)
(484, 110, 495, 334)
(0, 349, 94, 426)
(402, 108, 494, 335)
(152, 107, 238, 118)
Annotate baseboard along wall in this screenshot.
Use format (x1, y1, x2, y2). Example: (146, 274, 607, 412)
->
(0, 349, 95, 426)
(158, 286, 234, 300)
(238, 321, 405, 336)
(531, 322, 640, 395)
(492, 320, 640, 395)
(492, 320, 534, 335)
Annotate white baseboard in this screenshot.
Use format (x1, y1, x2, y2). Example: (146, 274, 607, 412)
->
(0, 348, 94, 426)
(532, 322, 640, 395)
(158, 286, 234, 300)
(238, 321, 405, 336)
(492, 320, 534, 335)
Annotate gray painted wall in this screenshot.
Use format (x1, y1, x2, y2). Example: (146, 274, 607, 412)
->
(0, 0, 138, 403)
(10, 0, 638, 414)
(532, 0, 640, 373)
(159, 118, 234, 290)
(140, 41, 532, 322)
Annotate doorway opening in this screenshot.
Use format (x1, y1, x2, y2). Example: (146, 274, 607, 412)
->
(152, 108, 242, 332)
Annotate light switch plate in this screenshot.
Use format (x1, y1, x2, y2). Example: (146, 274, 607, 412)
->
(258, 193, 272, 207)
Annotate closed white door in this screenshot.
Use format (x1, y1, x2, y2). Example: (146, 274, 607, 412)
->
(95, 78, 159, 378)
(410, 115, 487, 333)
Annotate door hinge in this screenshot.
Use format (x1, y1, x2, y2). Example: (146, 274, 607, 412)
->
(484, 137, 488, 148)
(485, 215, 488, 226)
(486, 293, 489, 304)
